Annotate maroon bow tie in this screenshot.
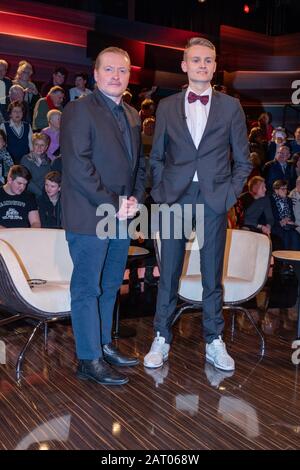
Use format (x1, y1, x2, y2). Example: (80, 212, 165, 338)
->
(188, 91, 209, 105)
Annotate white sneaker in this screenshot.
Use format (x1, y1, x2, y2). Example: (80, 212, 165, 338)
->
(206, 336, 235, 371)
(144, 332, 170, 368)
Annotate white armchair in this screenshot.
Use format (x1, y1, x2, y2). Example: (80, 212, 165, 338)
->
(0, 228, 72, 380)
(155, 229, 271, 355)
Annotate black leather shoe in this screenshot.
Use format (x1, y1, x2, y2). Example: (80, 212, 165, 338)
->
(77, 359, 129, 385)
(103, 343, 139, 367)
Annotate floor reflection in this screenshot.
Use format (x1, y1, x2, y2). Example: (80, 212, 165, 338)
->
(218, 396, 260, 439)
(15, 414, 71, 450)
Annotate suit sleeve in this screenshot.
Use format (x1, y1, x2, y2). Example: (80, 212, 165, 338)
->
(150, 101, 168, 188)
(132, 137, 146, 203)
(60, 101, 119, 209)
(230, 100, 252, 198)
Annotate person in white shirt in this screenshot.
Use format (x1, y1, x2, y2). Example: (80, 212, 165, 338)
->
(69, 73, 92, 101)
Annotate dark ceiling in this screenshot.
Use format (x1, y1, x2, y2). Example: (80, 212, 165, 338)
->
(36, 0, 300, 36)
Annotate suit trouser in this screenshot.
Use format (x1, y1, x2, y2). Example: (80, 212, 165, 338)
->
(66, 228, 130, 360)
(154, 183, 228, 344)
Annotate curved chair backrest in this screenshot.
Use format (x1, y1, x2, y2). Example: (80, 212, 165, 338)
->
(155, 229, 271, 304)
(0, 228, 72, 282)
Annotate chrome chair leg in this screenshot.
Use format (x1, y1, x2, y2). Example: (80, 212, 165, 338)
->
(16, 320, 44, 382)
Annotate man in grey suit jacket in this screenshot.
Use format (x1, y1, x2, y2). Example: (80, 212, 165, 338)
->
(61, 47, 145, 386)
(144, 37, 251, 372)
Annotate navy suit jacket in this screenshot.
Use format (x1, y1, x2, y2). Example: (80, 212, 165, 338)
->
(150, 89, 251, 214)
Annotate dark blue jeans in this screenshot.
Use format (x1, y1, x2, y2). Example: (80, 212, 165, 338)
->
(66, 231, 131, 360)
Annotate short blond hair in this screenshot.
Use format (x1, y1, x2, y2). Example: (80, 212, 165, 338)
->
(0, 59, 8, 70)
(95, 47, 131, 70)
(47, 109, 62, 124)
(183, 37, 216, 61)
(32, 132, 50, 146)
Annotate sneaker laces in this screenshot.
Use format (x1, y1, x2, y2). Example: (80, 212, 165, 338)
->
(150, 332, 165, 352)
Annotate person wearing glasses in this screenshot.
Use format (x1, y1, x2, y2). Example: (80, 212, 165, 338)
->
(270, 179, 300, 251)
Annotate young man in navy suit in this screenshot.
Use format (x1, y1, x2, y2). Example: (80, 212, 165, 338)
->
(144, 37, 251, 372)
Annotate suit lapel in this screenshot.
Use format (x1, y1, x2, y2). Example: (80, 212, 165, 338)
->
(177, 91, 197, 149)
(198, 89, 219, 149)
(124, 105, 138, 168)
(94, 90, 133, 166)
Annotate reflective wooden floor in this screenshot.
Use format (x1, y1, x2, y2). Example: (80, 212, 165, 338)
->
(1, 281, 300, 451)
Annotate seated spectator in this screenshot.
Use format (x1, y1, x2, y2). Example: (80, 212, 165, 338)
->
(263, 145, 296, 192)
(0, 101, 32, 164)
(20, 133, 51, 197)
(13, 60, 40, 120)
(0, 129, 14, 184)
(69, 73, 92, 101)
(122, 89, 133, 105)
(8, 84, 31, 123)
(252, 112, 273, 142)
(267, 127, 289, 162)
(42, 109, 61, 161)
(289, 176, 300, 236)
(32, 86, 64, 131)
(0, 59, 12, 120)
(139, 98, 155, 123)
(270, 179, 300, 251)
(249, 127, 267, 166)
(292, 152, 300, 178)
(290, 126, 300, 155)
(236, 176, 273, 235)
(0, 165, 40, 228)
(37, 171, 61, 228)
(242, 152, 261, 192)
(41, 66, 68, 98)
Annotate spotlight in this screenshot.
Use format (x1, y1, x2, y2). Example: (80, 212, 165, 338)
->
(243, 4, 250, 13)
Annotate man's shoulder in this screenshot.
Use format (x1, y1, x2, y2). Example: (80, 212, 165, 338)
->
(159, 91, 182, 106)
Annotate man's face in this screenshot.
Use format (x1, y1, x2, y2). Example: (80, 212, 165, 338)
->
(75, 76, 86, 90)
(10, 89, 24, 102)
(94, 52, 130, 100)
(45, 179, 60, 198)
(0, 63, 7, 79)
(276, 146, 290, 163)
(254, 182, 266, 198)
(33, 139, 48, 156)
(181, 45, 216, 88)
(8, 176, 27, 195)
(51, 91, 64, 107)
(53, 72, 65, 85)
(295, 128, 300, 142)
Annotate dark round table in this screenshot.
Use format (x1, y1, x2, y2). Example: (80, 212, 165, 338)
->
(273, 250, 300, 339)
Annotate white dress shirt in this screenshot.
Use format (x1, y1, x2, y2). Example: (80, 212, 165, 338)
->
(185, 86, 212, 182)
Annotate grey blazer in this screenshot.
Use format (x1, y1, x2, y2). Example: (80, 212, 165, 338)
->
(60, 89, 145, 234)
(150, 89, 251, 214)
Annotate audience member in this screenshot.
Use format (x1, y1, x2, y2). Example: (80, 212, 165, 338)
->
(42, 109, 61, 161)
(0, 59, 12, 120)
(139, 98, 155, 123)
(8, 84, 31, 123)
(13, 60, 40, 119)
(41, 66, 68, 97)
(289, 176, 300, 235)
(0, 165, 40, 228)
(69, 73, 92, 101)
(33, 86, 64, 131)
(263, 145, 295, 192)
(290, 126, 300, 155)
(20, 133, 51, 197)
(270, 179, 300, 251)
(0, 101, 32, 164)
(236, 176, 273, 234)
(37, 171, 61, 228)
(0, 129, 14, 184)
